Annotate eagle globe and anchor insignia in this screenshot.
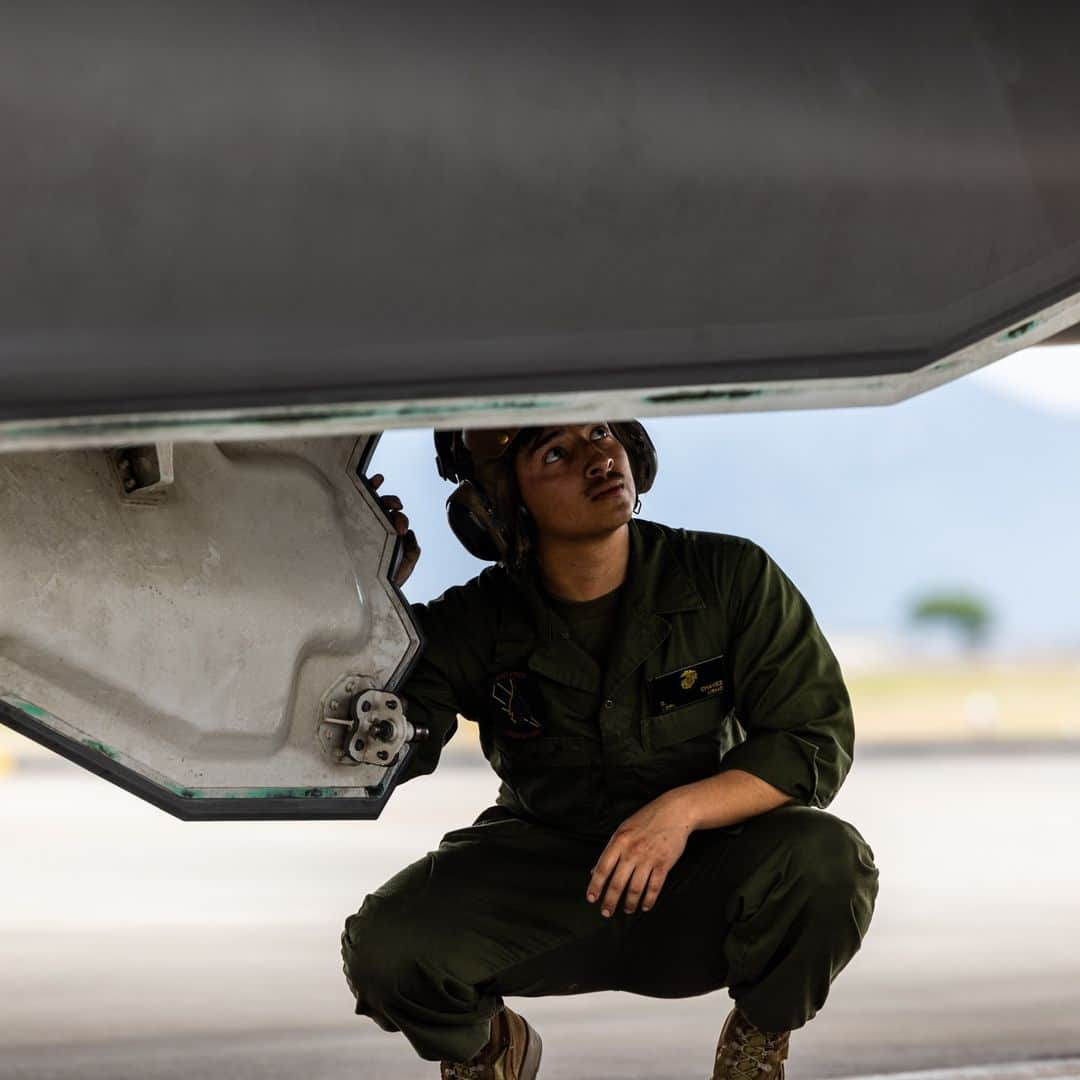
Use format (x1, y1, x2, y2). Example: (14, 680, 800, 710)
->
(489, 670, 547, 741)
(648, 654, 730, 715)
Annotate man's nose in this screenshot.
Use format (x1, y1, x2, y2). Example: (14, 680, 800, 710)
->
(586, 449, 616, 475)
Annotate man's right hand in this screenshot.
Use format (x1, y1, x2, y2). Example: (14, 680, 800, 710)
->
(370, 473, 421, 589)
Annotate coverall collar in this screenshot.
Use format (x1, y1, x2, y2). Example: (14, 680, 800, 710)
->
(619, 518, 707, 617)
(515, 519, 703, 633)
(495, 519, 706, 693)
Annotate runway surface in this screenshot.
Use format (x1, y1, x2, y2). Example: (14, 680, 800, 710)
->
(1, 749, 1078, 1079)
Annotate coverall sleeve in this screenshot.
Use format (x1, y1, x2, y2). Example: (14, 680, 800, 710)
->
(717, 540, 854, 807)
(393, 595, 470, 784)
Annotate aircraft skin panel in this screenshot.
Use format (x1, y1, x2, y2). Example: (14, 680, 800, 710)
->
(0, 435, 426, 818)
(2, 3, 1080, 431)
(0, 288, 1076, 455)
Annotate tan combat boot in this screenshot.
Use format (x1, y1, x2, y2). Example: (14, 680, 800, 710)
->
(712, 1007, 791, 1080)
(440, 1005, 542, 1080)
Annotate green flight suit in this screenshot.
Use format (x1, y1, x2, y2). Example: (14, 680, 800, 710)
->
(341, 519, 879, 1063)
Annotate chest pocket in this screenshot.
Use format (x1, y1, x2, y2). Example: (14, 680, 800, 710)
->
(642, 652, 734, 751)
(643, 697, 726, 750)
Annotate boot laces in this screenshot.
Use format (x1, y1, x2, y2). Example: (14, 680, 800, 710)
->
(719, 1026, 786, 1080)
(442, 1009, 508, 1079)
(442, 1064, 487, 1080)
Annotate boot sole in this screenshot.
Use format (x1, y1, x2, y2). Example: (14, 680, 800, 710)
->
(520, 1024, 543, 1080)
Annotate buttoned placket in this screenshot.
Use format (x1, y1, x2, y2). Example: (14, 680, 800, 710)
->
(497, 522, 708, 764)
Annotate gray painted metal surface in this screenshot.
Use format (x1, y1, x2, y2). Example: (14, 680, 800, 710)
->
(2, 3, 1080, 434)
(1, 290, 1077, 454)
(0, 436, 422, 817)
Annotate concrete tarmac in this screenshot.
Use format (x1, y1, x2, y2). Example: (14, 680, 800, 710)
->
(1, 748, 1078, 1079)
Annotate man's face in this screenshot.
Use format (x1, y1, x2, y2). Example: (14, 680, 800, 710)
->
(512, 422, 636, 541)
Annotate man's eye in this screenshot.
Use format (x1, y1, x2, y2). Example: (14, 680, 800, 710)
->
(542, 446, 565, 464)
(591, 426, 610, 440)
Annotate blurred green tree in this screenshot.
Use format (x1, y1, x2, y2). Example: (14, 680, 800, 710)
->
(909, 590, 994, 650)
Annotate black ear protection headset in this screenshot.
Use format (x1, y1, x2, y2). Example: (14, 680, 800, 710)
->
(433, 421, 658, 563)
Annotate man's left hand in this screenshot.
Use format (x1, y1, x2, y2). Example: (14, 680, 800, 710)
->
(586, 792, 692, 917)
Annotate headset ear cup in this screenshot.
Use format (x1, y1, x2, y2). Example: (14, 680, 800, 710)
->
(445, 482, 508, 562)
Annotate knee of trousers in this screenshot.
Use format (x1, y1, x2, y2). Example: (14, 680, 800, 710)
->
(341, 895, 420, 1006)
(785, 812, 880, 922)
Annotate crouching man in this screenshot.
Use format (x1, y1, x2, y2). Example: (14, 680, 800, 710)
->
(341, 420, 879, 1079)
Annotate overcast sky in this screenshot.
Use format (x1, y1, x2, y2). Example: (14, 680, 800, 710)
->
(968, 344, 1080, 417)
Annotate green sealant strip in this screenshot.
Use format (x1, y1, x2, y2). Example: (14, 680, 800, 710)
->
(1000, 319, 1039, 342)
(1, 695, 53, 722)
(82, 738, 119, 760)
(168, 784, 351, 800)
(1, 696, 121, 761)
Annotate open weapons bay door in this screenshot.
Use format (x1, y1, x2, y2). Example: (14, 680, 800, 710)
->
(0, 436, 424, 819)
